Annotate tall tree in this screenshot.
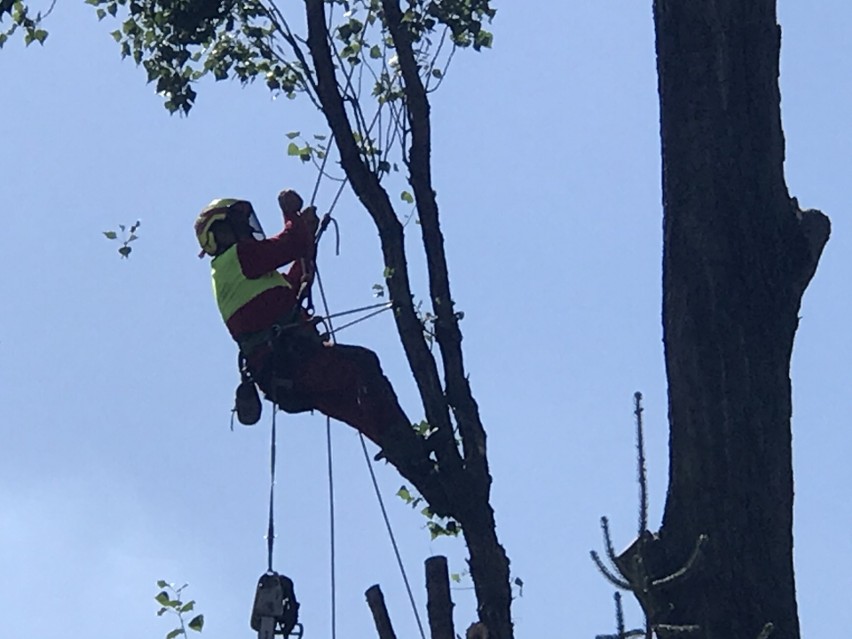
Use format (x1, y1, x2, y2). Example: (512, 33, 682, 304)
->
(1, 1, 512, 636)
(628, 3, 830, 639)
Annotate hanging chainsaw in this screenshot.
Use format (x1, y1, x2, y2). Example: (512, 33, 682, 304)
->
(250, 571, 303, 639)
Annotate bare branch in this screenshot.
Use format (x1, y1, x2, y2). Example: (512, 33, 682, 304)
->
(590, 551, 632, 591)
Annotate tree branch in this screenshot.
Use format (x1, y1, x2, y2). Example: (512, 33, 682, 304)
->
(380, 0, 488, 485)
(304, 0, 463, 475)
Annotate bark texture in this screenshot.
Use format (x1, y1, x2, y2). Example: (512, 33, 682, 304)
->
(648, 2, 830, 639)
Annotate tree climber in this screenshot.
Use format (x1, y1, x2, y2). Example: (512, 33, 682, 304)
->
(194, 191, 439, 487)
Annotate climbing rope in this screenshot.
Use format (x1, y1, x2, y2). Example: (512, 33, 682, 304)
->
(358, 433, 428, 639)
(326, 415, 337, 639)
(314, 261, 428, 639)
(266, 405, 278, 572)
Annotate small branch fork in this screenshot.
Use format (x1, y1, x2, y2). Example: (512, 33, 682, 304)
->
(591, 393, 707, 639)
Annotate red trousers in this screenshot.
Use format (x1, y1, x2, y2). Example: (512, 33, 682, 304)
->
(252, 334, 407, 447)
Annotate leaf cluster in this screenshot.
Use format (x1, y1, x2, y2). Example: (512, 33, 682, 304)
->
(154, 580, 205, 639)
(397, 482, 461, 540)
(103, 219, 141, 258)
(0, 0, 50, 48)
(88, 0, 307, 113)
(396, 0, 495, 50)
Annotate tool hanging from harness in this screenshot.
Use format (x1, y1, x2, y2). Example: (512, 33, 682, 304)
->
(250, 571, 302, 639)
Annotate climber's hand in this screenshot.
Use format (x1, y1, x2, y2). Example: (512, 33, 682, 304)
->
(301, 205, 320, 236)
(278, 189, 304, 217)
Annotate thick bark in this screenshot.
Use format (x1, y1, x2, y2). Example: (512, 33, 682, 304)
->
(648, 3, 830, 639)
(304, 2, 512, 636)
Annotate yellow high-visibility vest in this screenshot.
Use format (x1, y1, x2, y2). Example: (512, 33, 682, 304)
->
(211, 245, 290, 323)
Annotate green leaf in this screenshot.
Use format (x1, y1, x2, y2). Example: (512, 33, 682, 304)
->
(157, 607, 168, 617)
(285, 131, 300, 139)
(156, 580, 169, 588)
(128, 233, 139, 242)
(103, 231, 118, 240)
(431, 68, 443, 79)
(110, 29, 121, 42)
(96, 7, 105, 19)
(369, 44, 382, 59)
(179, 601, 195, 614)
(119, 245, 132, 258)
(513, 577, 524, 587)
(450, 573, 461, 583)
(400, 190, 414, 204)
(166, 629, 184, 639)
(188, 615, 204, 632)
(155, 591, 170, 606)
(396, 486, 412, 504)
(33, 29, 47, 44)
(383, 266, 395, 279)
(287, 142, 300, 156)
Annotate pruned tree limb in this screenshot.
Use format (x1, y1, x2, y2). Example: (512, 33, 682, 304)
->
(365, 585, 398, 639)
(425, 556, 455, 639)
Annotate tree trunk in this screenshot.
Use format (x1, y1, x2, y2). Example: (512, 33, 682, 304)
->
(648, 2, 830, 639)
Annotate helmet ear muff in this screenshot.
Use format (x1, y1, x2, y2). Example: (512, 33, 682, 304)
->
(195, 208, 230, 256)
(195, 198, 263, 257)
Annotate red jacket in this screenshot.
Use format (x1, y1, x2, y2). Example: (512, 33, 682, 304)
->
(224, 216, 314, 339)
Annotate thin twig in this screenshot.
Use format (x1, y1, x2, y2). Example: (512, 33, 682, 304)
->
(651, 534, 708, 588)
(635, 391, 648, 535)
(590, 551, 632, 591)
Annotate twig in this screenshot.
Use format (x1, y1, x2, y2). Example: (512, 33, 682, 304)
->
(634, 391, 648, 535)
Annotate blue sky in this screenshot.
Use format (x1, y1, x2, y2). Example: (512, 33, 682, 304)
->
(1, 1, 850, 638)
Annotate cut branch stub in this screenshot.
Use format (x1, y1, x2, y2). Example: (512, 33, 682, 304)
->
(365, 584, 398, 639)
(425, 555, 455, 639)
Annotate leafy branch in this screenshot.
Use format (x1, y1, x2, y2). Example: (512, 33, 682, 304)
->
(154, 580, 205, 639)
(397, 483, 461, 540)
(103, 219, 141, 258)
(0, 0, 52, 48)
